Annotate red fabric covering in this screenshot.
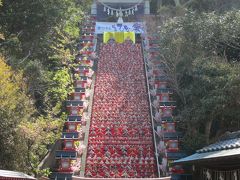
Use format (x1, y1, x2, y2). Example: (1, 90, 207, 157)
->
(85, 43, 157, 178)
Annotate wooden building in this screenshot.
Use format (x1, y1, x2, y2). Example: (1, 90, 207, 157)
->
(174, 131, 240, 180)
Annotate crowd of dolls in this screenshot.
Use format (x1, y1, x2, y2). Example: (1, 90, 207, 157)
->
(85, 41, 157, 178)
(143, 33, 184, 176)
(53, 16, 97, 179)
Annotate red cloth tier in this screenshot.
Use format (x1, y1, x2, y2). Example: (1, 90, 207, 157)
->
(85, 42, 157, 178)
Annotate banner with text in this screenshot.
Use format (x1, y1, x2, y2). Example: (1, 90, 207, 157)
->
(95, 22, 145, 34)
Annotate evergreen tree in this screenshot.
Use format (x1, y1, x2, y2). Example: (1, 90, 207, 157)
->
(158, 11, 240, 153)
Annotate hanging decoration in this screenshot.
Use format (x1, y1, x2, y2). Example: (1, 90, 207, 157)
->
(125, 11, 128, 17)
(205, 169, 212, 180)
(234, 171, 238, 180)
(202, 168, 240, 180)
(219, 173, 224, 180)
(135, 5, 138, 11)
(128, 9, 131, 15)
(97, 0, 143, 18)
(192, 165, 195, 172)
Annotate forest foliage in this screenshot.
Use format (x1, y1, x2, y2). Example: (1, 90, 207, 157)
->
(155, 0, 240, 153)
(0, 0, 91, 176)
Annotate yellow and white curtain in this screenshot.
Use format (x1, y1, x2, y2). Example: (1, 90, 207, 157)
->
(103, 32, 135, 44)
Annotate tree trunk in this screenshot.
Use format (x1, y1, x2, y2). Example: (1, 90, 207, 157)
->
(215, 117, 225, 139)
(205, 119, 213, 144)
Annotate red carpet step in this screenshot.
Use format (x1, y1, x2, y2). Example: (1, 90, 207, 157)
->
(85, 42, 157, 178)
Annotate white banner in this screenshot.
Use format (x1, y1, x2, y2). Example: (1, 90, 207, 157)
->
(95, 22, 145, 34)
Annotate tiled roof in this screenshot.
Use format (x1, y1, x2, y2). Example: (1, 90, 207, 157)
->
(0, 170, 35, 179)
(197, 138, 240, 153)
(219, 130, 240, 141)
(174, 147, 240, 164)
(174, 131, 240, 164)
(55, 151, 77, 159)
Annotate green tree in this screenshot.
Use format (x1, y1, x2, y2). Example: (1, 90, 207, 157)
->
(0, 0, 92, 174)
(19, 116, 63, 176)
(158, 11, 240, 152)
(0, 55, 33, 171)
